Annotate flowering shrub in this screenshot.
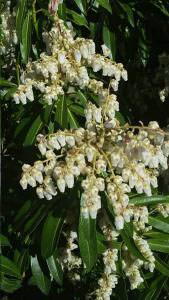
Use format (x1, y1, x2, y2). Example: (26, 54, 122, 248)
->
(1, 0, 169, 299)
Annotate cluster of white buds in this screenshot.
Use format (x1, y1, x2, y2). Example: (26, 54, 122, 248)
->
(156, 203, 169, 217)
(95, 248, 118, 300)
(0, 1, 17, 56)
(13, 14, 127, 105)
(133, 233, 155, 272)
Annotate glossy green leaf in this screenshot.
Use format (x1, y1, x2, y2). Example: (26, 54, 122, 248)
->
(16, 0, 27, 39)
(31, 256, 51, 295)
(55, 96, 68, 128)
(23, 114, 43, 146)
(103, 24, 116, 59)
(23, 204, 47, 236)
(155, 256, 169, 277)
(97, 0, 112, 13)
(21, 10, 32, 64)
(69, 104, 85, 116)
(41, 212, 65, 258)
(120, 226, 145, 260)
(77, 90, 87, 107)
(0, 255, 21, 278)
(0, 80, 17, 87)
(78, 214, 97, 272)
(67, 9, 88, 28)
(149, 216, 169, 233)
(14, 200, 32, 223)
(46, 254, 63, 285)
(67, 108, 79, 128)
(0, 275, 22, 293)
(74, 0, 85, 13)
(118, 2, 135, 27)
(144, 231, 169, 240)
(0, 234, 11, 247)
(130, 195, 169, 206)
(148, 239, 169, 253)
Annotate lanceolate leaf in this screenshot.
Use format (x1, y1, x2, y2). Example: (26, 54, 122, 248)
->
(78, 213, 97, 272)
(31, 256, 51, 295)
(0, 276, 22, 293)
(55, 96, 68, 128)
(23, 114, 43, 146)
(21, 10, 32, 64)
(16, 0, 27, 39)
(0, 79, 17, 87)
(103, 24, 116, 59)
(0, 234, 11, 247)
(41, 212, 65, 258)
(46, 253, 63, 285)
(148, 239, 169, 253)
(97, 0, 112, 13)
(0, 255, 21, 278)
(77, 90, 87, 107)
(155, 256, 169, 277)
(67, 108, 79, 128)
(149, 216, 169, 233)
(130, 195, 169, 206)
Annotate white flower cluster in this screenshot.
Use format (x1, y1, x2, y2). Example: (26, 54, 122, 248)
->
(95, 248, 118, 300)
(13, 14, 127, 105)
(0, 1, 17, 56)
(20, 112, 169, 230)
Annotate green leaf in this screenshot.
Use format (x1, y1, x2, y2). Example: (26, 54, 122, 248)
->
(74, 0, 85, 13)
(148, 239, 169, 253)
(46, 254, 63, 285)
(14, 117, 32, 138)
(0, 79, 17, 87)
(23, 114, 43, 146)
(55, 96, 68, 129)
(120, 226, 145, 260)
(67, 9, 89, 28)
(0, 276, 22, 293)
(0, 255, 21, 278)
(14, 249, 30, 273)
(149, 216, 169, 234)
(144, 231, 169, 240)
(103, 24, 116, 59)
(41, 212, 65, 258)
(16, 0, 27, 39)
(97, 0, 112, 13)
(21, 10, 32, 64)
(23, 204, 47, 236)
(78, 214, 97, 272)
(155, 256, 169, 277)
(0, 234, 11, 247)
(77, 90, 87, 107)
(31, 256, 51, 295)
(67, 108, 79, 128)
(69, 104, 85, 116)
(130, 195, 169, 206)
(118, 2, 135, 27)
(14, 200, 32, 223)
